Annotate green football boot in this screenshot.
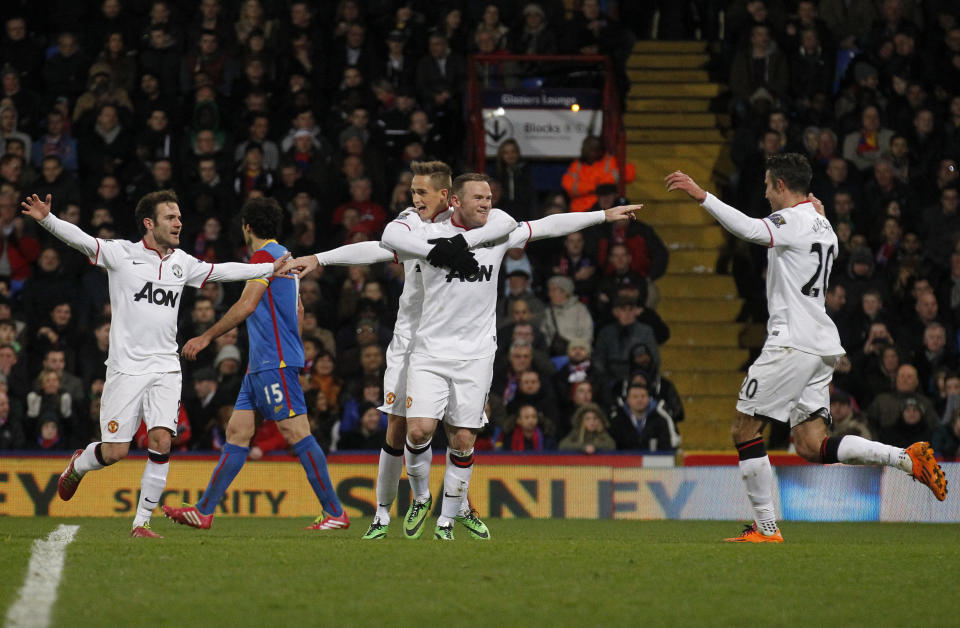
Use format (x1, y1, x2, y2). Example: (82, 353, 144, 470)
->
(454, 509, 490, 540)
(361, 517, 388, 540)
(403, 495, 432, 539)
(433, 522, 455, 541)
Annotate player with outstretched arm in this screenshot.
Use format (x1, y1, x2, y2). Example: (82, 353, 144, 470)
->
(162, 198, 348, 532)
(22, 191, 290, 537)
(283, 174, 641, 540)
(666, 154, 947, 543)
(285, 161, 517, 539)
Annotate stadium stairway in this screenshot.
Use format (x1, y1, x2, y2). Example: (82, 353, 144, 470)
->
(624, 40, 742, 450)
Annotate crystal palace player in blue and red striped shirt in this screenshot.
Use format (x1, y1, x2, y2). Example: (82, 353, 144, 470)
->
(163, 198, 347, 531)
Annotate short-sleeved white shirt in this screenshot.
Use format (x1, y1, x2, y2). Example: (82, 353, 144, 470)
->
(91, 239, 216, 374)
(759, 202, 845, 357)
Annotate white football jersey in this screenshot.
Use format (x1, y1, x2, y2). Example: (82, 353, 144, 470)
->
(37, 212, 273, 375)
(386, 207, 453, 341)
(760, 202, 844, 356)
(410, 221, 531, 359)
(92, 240, 223, 374)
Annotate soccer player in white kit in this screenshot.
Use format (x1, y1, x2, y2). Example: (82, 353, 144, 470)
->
(286, 161, 517, 539)
(402, 174, 639, 540)
(281, 174, 642, 540)
(666, 154, 947, 543)
(288, 174, 642, 539)
(21, 191, 287, 537)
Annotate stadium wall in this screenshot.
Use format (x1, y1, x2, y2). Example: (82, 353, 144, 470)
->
(2, 455, 956, 522)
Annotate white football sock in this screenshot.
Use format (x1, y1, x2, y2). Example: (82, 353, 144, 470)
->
(739, 456, 778, 536)
(404, 437, 432, 502)
(440, 448, 474, 522)
(837, 436, 911, 472)
(133, 454, 169, 528)
(73, 442, 106, 476)
(375, 447, 404, 523)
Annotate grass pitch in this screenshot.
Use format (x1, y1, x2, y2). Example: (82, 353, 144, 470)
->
(1, 518, 957, 627)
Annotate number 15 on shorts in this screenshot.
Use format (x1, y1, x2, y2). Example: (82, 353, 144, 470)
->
(264, 382, 284, 405)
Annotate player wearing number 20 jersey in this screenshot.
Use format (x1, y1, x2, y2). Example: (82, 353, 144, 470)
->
(666, 155, 946, 546)
(700, 191, 843, 425)
(749, 199, 844, 358)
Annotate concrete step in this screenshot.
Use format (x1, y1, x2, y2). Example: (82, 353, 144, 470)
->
(628, 128, 728, 143)
(627, 181, 688, 201)
(627, 143, 729, 159)
(628, 82, 724, 98)
(641, 201, 715, 226)
(678, 411, 734, 449)
(684, 395, 737, 421)
(667, 322, 743, 347)
(628, 69, 711, 83)
(661, 346, 749, 370)
(625, 112, 729, 129)
(634, 166, 713, 184)
(656, 225, 725, 248)
(661, 370, 745, 396)
(628, 53, 710, 69)
(657, 274, 736, 298)
(657, 297, 741, 322)
(632, 155, 734, 181)
(666, 248, 720, 272)
(626, 98, 713, 113)
(633, 40, 708, 53)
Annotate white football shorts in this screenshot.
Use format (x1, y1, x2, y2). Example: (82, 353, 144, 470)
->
(736, 344, 840, 428)
(405, 352, 494, 429)
(378, 334, 412, 417)
(99, 367, 181, 443)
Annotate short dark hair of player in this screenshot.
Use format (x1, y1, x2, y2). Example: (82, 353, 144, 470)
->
(452, 173, 492, 199)
(134, 189, 179, 236)
(765, 153, 812, 194)
(410, 160, 452, 192)
(240, 197, 283, 241)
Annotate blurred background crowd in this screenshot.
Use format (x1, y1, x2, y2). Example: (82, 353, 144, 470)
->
(1, 0, 958, 459)
(0, 0, 680, 457)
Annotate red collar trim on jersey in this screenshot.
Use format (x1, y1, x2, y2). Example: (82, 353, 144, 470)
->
(141, 240, 166, 259)
(430, 207, 453, 223)
(451, 217, 471, 230)
(788, 199, 812, 208)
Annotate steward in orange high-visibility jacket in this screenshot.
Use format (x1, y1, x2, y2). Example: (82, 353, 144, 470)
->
(561, 136, 636, 212)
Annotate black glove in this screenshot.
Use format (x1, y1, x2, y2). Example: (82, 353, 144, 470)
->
(426, 234, 469, 268)
(447, 248, 480, 277)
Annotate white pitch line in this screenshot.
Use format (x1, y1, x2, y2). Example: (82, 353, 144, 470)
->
(5, 524, 80, 628)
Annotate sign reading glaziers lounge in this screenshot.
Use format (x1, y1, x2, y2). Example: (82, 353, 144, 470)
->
(483, 89, 603, 159)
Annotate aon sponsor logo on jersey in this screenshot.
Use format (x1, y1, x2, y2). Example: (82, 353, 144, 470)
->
(445, 265, 494, 282)
(133, 281, 181, 307)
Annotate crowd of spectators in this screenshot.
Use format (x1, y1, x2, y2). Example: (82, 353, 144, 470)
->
(0, 0, 681, 457)
(721, 0, 960, 456)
